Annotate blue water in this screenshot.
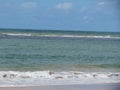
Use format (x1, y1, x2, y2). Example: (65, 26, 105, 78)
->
(0, 29, 120, 86)
(0, 29, 120, 72)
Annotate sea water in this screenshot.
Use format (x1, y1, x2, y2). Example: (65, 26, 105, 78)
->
(0, 29, 120, 86)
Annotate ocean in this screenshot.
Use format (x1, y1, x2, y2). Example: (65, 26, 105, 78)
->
(0, 29, 120, 86)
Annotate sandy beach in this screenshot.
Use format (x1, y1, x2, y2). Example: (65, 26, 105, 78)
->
(0, 83, 120, 90)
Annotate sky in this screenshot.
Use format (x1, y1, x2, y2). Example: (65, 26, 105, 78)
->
(0, 0, 119, 32)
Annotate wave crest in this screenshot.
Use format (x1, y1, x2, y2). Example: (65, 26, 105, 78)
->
(1, 33, 120, 39)
(0, 71, 120, 86)
(1, 33, 31, 36)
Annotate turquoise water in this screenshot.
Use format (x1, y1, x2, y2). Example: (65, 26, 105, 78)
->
(0, 29, 120, 85)
(0, 29, 120, 72)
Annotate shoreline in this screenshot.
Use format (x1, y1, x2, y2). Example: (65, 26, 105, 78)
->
(0, 83, 120, 90)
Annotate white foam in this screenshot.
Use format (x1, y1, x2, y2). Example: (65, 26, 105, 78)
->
(39, 34, 120, 39)
(0, 71, 120, 86)
(1, 33, 120, 39)
(2, 33, 31, 36)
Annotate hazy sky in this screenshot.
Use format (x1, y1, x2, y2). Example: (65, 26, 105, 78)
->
(0, 0, 119, 32)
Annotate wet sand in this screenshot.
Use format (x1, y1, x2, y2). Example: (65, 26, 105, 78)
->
(0, 83, 120, 90)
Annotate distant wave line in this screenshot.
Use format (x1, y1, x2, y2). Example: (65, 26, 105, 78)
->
(1, 33, 120, 39)
(1, 33, 32, 36)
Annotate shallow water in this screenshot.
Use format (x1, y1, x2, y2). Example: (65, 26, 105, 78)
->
(0, 29, 120, 85)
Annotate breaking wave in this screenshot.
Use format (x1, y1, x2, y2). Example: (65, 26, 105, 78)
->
(1, 33, 120, 39)
(1, 33, 32, 36)
(38, 34, 120, 39)
(0, 71, 120, 86)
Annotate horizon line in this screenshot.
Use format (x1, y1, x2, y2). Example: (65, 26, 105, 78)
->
(0, 28, 120, 33)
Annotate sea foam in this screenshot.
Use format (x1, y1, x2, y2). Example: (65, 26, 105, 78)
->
(1, 33, 32, 36)
(1, 33, 120, 39)
(34, 34, 120, 39)
(0, 71, 120, 86)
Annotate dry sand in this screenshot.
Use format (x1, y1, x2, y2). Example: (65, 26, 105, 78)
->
(0, 83, 120, 90)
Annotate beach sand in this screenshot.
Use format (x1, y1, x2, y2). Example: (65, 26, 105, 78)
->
(0, 83, 120, 90)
